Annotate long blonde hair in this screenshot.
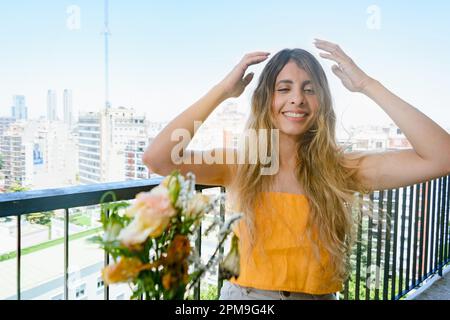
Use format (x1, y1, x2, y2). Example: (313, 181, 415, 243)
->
(228, 48, 370, 283)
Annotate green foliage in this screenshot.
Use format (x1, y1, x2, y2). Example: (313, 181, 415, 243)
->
(7, 182, 29, 193)
(8, 183, 55, 227)
(201, 284, 219, 300)
(69, 213, 91, 227)
(185, 284, 219, 300)
(26, 211, 54, 226)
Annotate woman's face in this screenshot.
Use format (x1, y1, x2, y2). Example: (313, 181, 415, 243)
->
(271, 60, 320, 138)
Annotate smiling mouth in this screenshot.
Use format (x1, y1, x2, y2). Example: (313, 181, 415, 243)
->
(282, 111, 309, 120)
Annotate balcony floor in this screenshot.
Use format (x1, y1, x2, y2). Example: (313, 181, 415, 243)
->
(413, 269, 450, 300)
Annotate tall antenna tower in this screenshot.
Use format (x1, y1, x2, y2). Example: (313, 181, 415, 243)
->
(104, 0, 111, 109)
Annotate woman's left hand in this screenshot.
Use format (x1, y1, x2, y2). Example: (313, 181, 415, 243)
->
(314, 39, 374, 93)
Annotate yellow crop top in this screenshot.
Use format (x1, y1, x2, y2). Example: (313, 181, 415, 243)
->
(230, 192, 343, 295)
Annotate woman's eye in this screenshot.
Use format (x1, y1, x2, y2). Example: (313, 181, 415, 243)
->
(304, 88, 315, 94)
(277, 88, 289, 92)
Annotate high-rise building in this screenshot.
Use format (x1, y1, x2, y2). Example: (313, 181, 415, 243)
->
(0, 123, 34, 189)
(78, 112, 102, 184)
(0, 117, 16, 137)
(63, 89, 74, 128)
(32, 121, 78, 189)
(124, 137, 152, 180)
(47, 90, 57, 121)
(102, 107, 148, 181)
(0, 119, 77, 190)
(77, 107, 149, 184)
(11, 95, 28, 120)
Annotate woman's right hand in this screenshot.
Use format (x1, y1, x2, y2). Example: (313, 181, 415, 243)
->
(217, 52, 270, 99)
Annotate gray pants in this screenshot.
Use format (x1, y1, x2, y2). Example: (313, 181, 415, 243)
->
(219, 281, 338, 300)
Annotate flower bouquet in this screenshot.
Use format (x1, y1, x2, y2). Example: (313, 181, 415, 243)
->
(90, 171, 241, 300)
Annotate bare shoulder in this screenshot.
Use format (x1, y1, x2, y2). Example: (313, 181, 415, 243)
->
(343, 149, 448, 191)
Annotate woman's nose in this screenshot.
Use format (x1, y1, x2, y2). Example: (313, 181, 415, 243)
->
(289, 90, 305, 105)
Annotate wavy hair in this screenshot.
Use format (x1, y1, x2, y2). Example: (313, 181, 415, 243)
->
(228, 48, 371, 283)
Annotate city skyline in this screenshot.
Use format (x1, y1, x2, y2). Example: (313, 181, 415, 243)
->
(1, 1, 450, 132)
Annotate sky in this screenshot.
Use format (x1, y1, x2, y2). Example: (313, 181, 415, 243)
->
(1, 0, 450, 134)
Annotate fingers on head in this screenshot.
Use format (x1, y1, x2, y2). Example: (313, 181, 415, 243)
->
(331, 65, 344, 77)
(243, 72, 254, 84)
(242, 52, 270, 63)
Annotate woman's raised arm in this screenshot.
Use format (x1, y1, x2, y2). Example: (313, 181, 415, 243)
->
(314, 39, 450, 191)
(143, 52, 270, 186)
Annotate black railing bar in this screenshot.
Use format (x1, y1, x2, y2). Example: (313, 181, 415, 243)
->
(217, 186, 226, 299)
(383, 189, 392, 300)
(399, 187, 407, 296)
(406, 185, 414, 292)
(430, 180, 437, 274)
(434, 179, 442, 278)
(194, 216, 202, 300)
(444, 176, 450, 263)
(104, 208, 110, 301)
(391, 188, 399, 300)
(375, 190, 384, 300)
(343, 276, 349, 300)
(438, 177, 448, 276)
(436, 177, 443, 277)
(418, 183, 426, 283)
(365, 192, 375, 300)
(355, 193, 363, 300)
(412, 184, 420, 287)
(424, 181, 431, 280)
(64, 208, 69, 300)
(17, 214, 21, 300)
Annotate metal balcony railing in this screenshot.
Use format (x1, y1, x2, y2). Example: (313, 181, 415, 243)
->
(0, 175, 448, 300)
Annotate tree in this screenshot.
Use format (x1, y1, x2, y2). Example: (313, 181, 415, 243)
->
(25, 211, 55, 226)
(7, 183, 54, 227)
(7, 182, 29, 193)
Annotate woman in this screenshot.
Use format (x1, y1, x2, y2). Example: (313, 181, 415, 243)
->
(143, 39, 450, 300)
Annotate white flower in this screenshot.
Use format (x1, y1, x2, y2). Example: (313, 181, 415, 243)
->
(103, 221, 122, 242)
(219, 234, 240, 280)
(185, 193, 210, 220)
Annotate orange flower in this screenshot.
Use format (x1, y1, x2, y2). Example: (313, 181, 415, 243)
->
(161, 261, 189, 290)
(102, 257, 153, 285)
(165, 235, 191, 265)
(160, 235, 191, 291)
(162, 273, 173, 290)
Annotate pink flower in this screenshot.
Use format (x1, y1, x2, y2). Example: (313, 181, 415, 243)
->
(118, 185, 177, 248)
